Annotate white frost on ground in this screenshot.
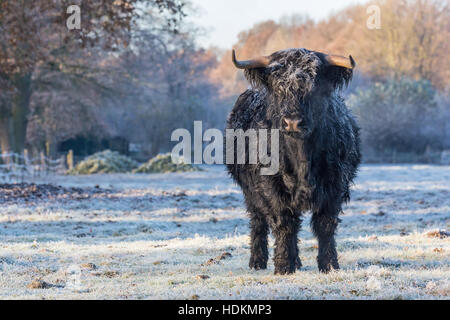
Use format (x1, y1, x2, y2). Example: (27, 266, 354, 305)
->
(0, 165, 449, 300)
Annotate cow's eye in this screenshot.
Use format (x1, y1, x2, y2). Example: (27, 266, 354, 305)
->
(269, 63, 282, 72)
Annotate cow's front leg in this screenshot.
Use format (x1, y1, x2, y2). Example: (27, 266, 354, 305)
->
(249, 212, 269, 270)
(311, 210, 340, 273)
(272, 210, 300, 275)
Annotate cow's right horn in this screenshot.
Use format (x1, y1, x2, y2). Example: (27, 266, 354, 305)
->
(325, 54, 356, 69)
(232, 49, 270, 69)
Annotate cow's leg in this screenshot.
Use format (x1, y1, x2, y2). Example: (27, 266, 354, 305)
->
(311, 209, 340, 273)
(272, 210, 300, 275)
(293, 210, 303, 270)
(249, 211, 269, 270)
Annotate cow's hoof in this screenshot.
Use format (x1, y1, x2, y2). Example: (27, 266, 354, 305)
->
(249, 257, 267, 270)
(318, 259, 340, 273)
(295, 256, 303, 270)
(274, 263, 296, 275)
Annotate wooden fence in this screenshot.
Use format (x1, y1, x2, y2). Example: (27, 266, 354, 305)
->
(0, 150, 74, 183)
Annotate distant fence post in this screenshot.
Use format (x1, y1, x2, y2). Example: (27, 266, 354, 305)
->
(23, 149, 30, 180)
(0, 150, 70, 183)
(67, 150, 74, 171)
(45, 141, 50, 157)
(40, 151, 46, 176)
(24, 149, 29, 166)
(425, 145, 431, 163)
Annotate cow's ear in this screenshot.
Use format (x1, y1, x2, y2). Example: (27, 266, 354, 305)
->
(232, 50, 270, 89)
(244, 68, 269, 90)
(323, 65, 354, 91)
(317, 52, 355, 90)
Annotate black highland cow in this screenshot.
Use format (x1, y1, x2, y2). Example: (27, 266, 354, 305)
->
(226, 48, 361, 274)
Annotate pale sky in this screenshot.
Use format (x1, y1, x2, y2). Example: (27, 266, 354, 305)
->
(188, 0, 369, 49)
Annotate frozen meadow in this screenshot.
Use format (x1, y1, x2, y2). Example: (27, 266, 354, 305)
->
(0, 165, 448, 300)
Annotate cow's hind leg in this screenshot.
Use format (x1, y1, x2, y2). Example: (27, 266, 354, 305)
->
(272, 210, 300, 275)
(294, 211, 303, 270)
(249, 211, 269, 270)
(311, 209, 340, 273)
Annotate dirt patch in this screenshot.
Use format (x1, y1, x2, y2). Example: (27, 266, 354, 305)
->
(427, 230, 449, 239)
(27, 279, 53, 289)
(202, 252, 232, 266)
(0, 183, 110, 205)
(80, 263, 98, 270)
(93, 271, 119, 278)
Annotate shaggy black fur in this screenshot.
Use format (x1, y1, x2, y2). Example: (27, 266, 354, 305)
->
(226, 48, 361, 274)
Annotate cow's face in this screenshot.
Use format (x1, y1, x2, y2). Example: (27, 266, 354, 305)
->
(233, 48, 355, 135)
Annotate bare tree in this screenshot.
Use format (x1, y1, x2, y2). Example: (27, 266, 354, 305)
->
(0, 0, 185, 155)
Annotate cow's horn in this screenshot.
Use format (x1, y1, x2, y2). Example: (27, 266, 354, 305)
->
(232, 49, 270, 69)
(325, 54, 356, 69)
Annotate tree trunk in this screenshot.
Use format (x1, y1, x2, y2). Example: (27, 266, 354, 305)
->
(0, 116, 12, 154)
(0, 105, 13, 164)
(11, 73, 32, 155)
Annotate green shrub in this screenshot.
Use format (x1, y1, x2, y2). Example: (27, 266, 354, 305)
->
(133, 153, 202, 174)
(67, 150, 139, 175)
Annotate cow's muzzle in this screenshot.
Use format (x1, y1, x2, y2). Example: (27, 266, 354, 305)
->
(282, 118, 302, 133)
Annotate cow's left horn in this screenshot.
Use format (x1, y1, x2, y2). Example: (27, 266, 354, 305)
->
(232, 49, 270, 69)
(325, 54, 356, 69)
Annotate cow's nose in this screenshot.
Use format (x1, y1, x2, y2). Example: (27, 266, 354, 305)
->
(282, 118, 302, 132)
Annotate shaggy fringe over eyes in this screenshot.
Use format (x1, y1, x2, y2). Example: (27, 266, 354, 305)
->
(244, 49, 320, 100)
(243, 49, 354, 98)
(268, 49, 319, 100)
